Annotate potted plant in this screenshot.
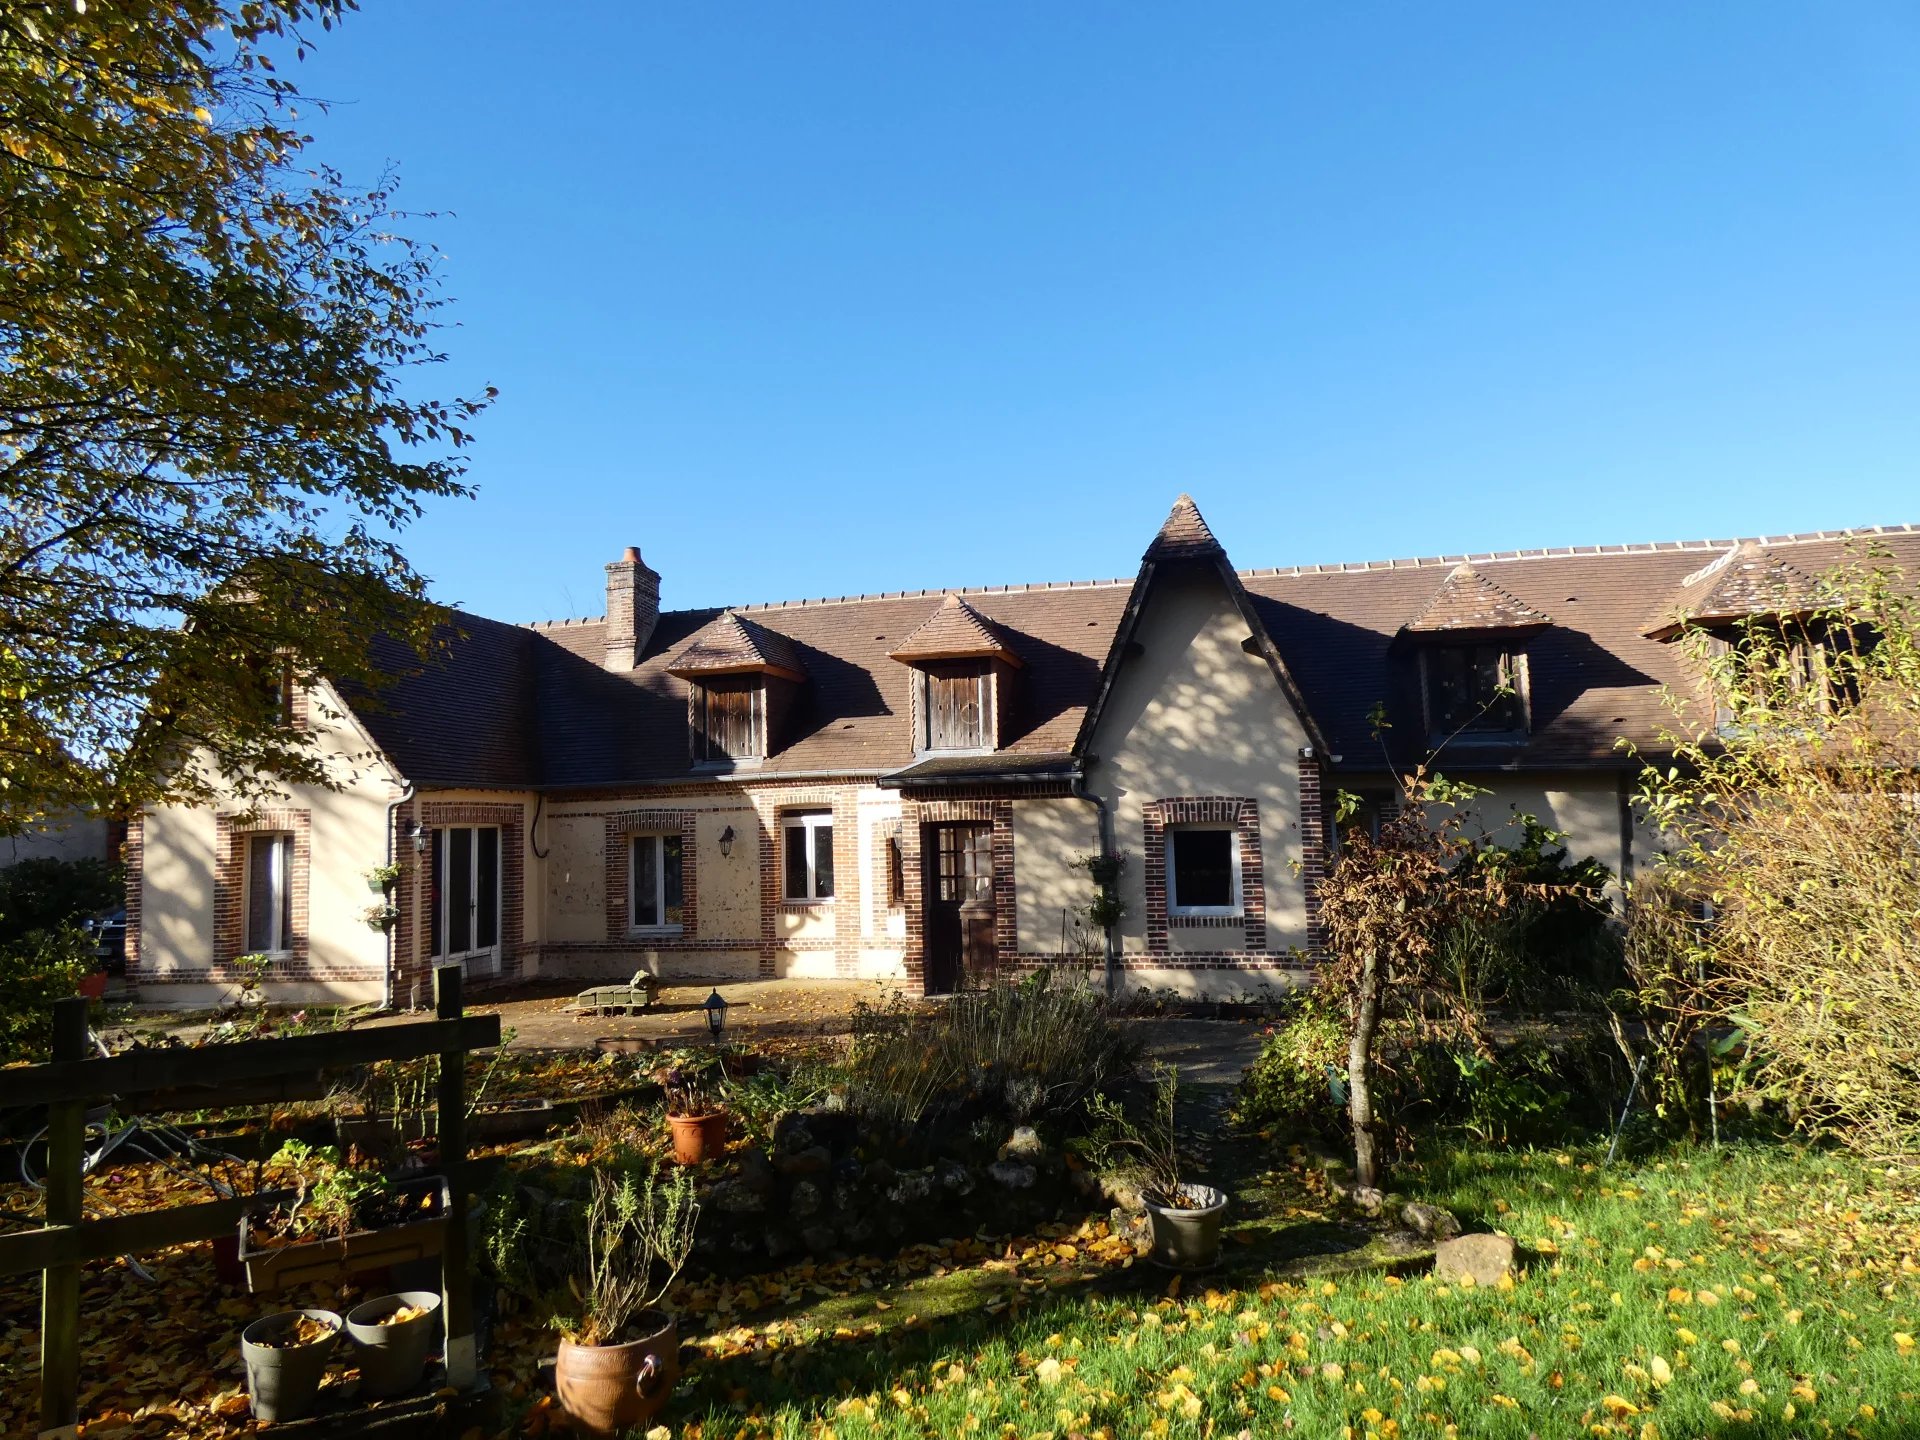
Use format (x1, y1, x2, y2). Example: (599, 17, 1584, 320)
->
(365, 861, 405, 894)
(344, 1290, 442, 1398)
(661, 1063, 728, 1165)
(1085, 1063, 1227, 1270)
(241, 1307, 343, 1422)
(240, 1141, 449, 1293)
(553, 1167, 699, 1436)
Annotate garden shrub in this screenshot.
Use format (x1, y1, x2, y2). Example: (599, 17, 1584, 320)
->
(845, 972, 1139, 1134)
(1637, 554, 1920, 1164)
(0, 855, 120, 1059)
(1232, 987, 1348, 1140)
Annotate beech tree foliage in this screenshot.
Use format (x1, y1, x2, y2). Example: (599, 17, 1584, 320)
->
(1, 1, 490, 821)
(1636, 555, 1920, 1164)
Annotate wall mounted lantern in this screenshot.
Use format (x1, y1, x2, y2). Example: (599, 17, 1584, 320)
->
(718, 825, 736, 859)
(409, 821, 429, 855)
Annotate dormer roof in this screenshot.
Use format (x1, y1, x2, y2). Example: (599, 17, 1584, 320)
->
(887, 594, 1024, 667)
(1403, 563, 1552, 638)
(665, 610, 806, 681)
(1643, 541, 1825, 640)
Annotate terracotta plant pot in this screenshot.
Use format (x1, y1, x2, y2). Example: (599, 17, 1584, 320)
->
(667, 1111, 728, 1165)
(554, 1312, 678, 1436)
(1144, 1183, 1228, 1270)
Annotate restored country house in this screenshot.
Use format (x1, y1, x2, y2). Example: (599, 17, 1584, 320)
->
(126, 498, 1920, 1006)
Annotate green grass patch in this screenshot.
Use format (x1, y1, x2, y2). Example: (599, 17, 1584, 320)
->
(671, 1140, 1920, 1439)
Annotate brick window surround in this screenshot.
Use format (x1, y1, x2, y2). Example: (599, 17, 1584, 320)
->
(1142, 797, 1265, 955)
(604, 809, 700, 942)
(213, 809, 311, 976)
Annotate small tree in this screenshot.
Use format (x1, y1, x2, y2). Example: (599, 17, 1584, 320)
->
(1636, 553, 1920, 1162)
(1316, 769, 1520, 1192)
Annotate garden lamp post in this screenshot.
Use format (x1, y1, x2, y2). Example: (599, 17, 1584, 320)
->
(704, 988, 731, 1042)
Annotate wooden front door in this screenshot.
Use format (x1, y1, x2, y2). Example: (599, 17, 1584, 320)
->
(924, 822, 995, 994)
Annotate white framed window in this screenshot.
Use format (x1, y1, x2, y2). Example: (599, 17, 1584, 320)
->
(244, 832, 294, 954)
(1167, 826, 1241, 917)
(630, 832, 685, 931)
(783, 811, 835, 901)
(429, 825, 501, 974)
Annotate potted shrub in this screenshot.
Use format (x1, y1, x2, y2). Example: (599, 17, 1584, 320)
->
(240, 1141, 449, 1293)
(662, 1063, 728, 1165)
(365, 861, 405, 894)
(1086, 1063, 1227, 1270)
(344, 1290, 442, 1398)
(241, 1307, 342, 1422)
(553, 1167, 699, 1436)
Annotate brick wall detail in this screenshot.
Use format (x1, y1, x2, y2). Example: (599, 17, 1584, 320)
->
(1141, 797, 1266, 956)
(604, 809, 701, 943)
(213, 809, 312, 977)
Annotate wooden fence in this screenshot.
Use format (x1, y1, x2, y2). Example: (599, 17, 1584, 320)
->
(0, 964, 501, 1440)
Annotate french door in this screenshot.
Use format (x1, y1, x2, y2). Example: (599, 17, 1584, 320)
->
(923, 822, 995, 995)
(430, 825, 501, 976)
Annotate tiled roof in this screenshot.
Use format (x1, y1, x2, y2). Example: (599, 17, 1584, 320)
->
(1404, 563, 1553, 635)
(344, 519, 1920, 788)
(881, 751, 1077, 785)
(665, 611, 806, 679)
(1641, 541, 1826, 640)
(1144, 493, 1224, 562)
(887, 594, 1024, 666)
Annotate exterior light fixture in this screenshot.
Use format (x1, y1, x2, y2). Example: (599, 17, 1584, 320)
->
(409, 821, 429, 855)
(718, 825, 735, 858)
(703, 988, 731, 1042)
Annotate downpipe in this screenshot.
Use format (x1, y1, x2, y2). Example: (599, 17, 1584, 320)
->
(1071, 768, 1119, 999)
(383, 781, 415, 1013)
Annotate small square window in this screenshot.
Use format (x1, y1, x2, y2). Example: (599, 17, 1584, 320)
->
(1425, 645, 1525, 735)
(630, 833, 685, 931)
(784, 812, 834, 901)
(1168, 827, 1240, 916)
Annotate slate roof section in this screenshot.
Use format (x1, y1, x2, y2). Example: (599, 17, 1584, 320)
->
(341, 520, 1920, 789)
(1143, 493, 1224, 562)
(1642, 541, 1826, 640)
(1404, 563, 1552, 636)
(665, 610, 806, 680)
(888, 594, 1024, 666)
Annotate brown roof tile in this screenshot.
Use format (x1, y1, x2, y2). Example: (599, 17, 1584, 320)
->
(665, 610, 806, 680)
(1405, 563, 1552, 635)
(887, 594, 1024, 666)
(1144, 493, 1224, 562)
(1642, 541, 1826, 639)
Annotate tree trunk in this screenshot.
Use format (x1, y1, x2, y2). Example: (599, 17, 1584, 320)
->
(1348, 946, 1385, 1192)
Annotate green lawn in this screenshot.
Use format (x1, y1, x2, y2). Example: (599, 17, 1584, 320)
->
(664, 1141, 1920, 1440)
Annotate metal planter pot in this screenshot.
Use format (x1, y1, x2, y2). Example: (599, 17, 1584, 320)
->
(241, 1308, 342, 1423)
(345, 1289, 443, 1398)
(1144, 1183, 1228, 1270)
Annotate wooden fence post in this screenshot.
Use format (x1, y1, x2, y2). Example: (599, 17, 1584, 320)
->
(435, 964, 478, 1390)
(39, 997, 88, 1440)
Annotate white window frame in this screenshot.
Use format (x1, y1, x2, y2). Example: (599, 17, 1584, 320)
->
(244, 832, 294, 956)
(431, 824, 502, 976)
(629, 832, 685, 934)
(1166, 824, 1243, 918)
(783, 811, 835, 903)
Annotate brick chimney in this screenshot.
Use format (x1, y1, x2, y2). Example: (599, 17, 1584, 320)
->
(604, 545, 661, 672)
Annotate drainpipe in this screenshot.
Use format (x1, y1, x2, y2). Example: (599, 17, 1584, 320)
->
(1071, 767, 1119, 999)
(383, 781, 415, 1013)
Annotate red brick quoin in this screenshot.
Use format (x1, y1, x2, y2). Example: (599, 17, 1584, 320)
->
(1141, 797, 1266, 956)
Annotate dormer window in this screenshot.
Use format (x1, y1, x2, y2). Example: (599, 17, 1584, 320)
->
(921, 662, 993, 752)
(1424, 645, 1526, 735)
(691, 677, 765, 763)
(889, 594, 1024, 756)
(665, 609, 806, 768)
(1400, 563, 1548, 741)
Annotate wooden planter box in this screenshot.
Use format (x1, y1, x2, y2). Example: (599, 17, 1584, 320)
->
(334, 1099, 554, 1149)
(240, 1178, 450, 1294)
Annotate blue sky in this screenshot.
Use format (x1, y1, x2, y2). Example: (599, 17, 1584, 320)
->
(289, 3, 1920, 622)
